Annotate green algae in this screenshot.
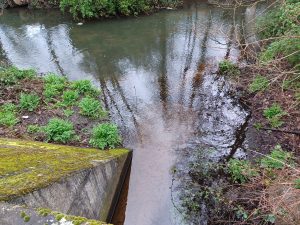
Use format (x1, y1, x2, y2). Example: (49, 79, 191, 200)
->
(0, 138, 129, 201)
(37, 208, 111, 225)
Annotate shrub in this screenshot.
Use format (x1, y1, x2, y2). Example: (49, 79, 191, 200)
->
(228, 159, 258, 183)
(62, 90, 79, 106)
(263, 103, 286, 128)
(71, 80, 100, 96)
(260, 145, 293, 169)
(257, 1, 300, 67)
(79, 97, 106, 118)
(44, 118, 76, 143)
(19, 93, 40, 111)
(249, 75, 269, 92)
(59, 0, 151, 19)
(260, 37, 300, 66)
(89, 123, 121, 149)
(0, 103, 19, 127)
(218, 60, 240, 76)
(257, 1, 300, 39)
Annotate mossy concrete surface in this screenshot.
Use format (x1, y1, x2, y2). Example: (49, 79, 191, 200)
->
(0, 138, 129, 201)
(0, 202, 112, 225)
(0, 138, 131, 222)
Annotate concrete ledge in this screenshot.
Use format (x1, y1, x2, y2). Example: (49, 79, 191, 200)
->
(0, 138, 131, 223)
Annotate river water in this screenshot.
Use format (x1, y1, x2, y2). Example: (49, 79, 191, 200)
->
(0, 2, 249, 225)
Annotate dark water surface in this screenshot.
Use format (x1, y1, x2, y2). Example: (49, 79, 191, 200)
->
(0, 2, 248, 225)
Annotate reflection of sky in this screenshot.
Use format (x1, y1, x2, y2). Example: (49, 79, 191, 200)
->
(0, 6, 239, 107)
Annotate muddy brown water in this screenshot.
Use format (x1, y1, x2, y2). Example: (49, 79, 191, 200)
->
(0, 2, 250, 224)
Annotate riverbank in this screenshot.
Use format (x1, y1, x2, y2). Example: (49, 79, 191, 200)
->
(2, 0, 182, 19)
(175, 1, 299, 224)
(0, 66, 132, 224)
(0, 66, 122, 150)
(212, 0, 300, 223)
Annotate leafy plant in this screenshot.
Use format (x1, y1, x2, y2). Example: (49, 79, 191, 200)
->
(63, 109, 74, 117)
(260, 38, 300, 66)
(19, 93, 40, 111)
(257, 1, 300, 39)
(257, 1, 300, 67)
(79, 97, 106, 118)
(44, 73, 67, 85)
(71, 80, 99, 96)
(89, 123, 121, 149)
(265, 214, 276, 224)
(62, 90, 79, 106)
(44, 118, 76, 143)
(27, 124, 40, 134)
(43, 74, 67, 101)
(43, 85, 59, 102)
(294, 178, 300, 189)
(263, 103, 286, 128)
(228, 159, 258, 183)
(235, 206, 248, 220)
(0, 103, 19, 127)
(253, 122, 263, 130)
(260, 145, 293, 169)
(218, 60, 240, 76)
(0, 67, 36, 86)
(249, 75, 269, 92)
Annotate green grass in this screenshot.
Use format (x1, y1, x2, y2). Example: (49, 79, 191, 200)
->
(249, 75, 269, 92)
(79, 97, 106, 118)
(44, 118, 76, 144)
(0, 103, 19, 127)
(294, 178, 300, 189)
(0, 138, 129, 201)
(89, 123, 121, 150)
(19, 93, 40, 112)
(260, 145, 293, 169)
(263, 103, 286, 128)
(218, 60, 240, 76)
(63, 109, 74, 117)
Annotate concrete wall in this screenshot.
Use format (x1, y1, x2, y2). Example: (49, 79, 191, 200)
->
(8, 153, 130, 222)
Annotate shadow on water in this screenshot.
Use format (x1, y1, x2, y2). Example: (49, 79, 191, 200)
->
(0, 1, 249, 224)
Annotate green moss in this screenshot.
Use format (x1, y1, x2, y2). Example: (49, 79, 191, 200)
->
(37, 208, 111, 225)
(24, 215, 31, 222)
(55, 213, 64, 221)
(20, 211, 26, 218)
(0, 138, 129, 201)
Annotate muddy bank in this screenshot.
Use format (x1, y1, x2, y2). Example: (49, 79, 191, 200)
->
(170, 71, 250, 224)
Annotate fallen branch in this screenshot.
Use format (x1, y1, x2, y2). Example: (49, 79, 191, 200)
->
(262, 127, 300, 136)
